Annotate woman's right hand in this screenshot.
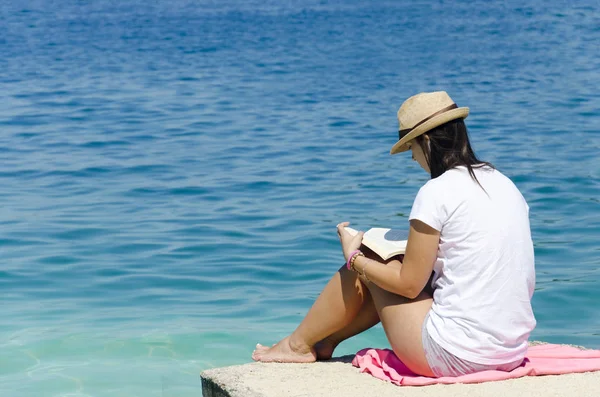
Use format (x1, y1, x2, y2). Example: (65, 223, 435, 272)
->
(336, 222, 364, 261)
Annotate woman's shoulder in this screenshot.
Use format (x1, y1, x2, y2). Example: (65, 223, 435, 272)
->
(422, 165, 476, 187)
(418, 165, 502, 198)
(441, 164, 499, 183)
(414, 172, 457, 202)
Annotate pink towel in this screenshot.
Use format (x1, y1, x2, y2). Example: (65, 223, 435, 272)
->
(351, 344, 600, 386)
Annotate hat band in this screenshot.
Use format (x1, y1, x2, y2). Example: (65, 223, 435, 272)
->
(398, 103, 458, 140)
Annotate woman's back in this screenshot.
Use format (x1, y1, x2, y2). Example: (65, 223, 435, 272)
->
(410, 166, 536, 365)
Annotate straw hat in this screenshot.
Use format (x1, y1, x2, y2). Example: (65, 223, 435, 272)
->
(390, 91, 469, 154)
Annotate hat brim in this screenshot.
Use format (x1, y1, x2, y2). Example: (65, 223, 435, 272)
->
(390, 107, 470, 155)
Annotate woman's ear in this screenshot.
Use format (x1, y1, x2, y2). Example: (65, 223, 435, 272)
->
(420, 134, 432, 174)
(421, 134, 431, 153)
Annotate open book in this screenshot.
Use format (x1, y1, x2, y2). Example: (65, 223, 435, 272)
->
(345, 227, 408, 261)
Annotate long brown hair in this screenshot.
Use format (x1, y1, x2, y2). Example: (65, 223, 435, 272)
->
(415, 119, 494, 186)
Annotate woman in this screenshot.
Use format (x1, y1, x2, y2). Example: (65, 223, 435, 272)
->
(252, 91, 536, 377)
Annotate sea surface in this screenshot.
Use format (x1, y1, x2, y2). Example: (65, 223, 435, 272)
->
(1, 1, 599, 396)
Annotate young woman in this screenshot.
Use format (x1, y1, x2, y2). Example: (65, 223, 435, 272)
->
(252, 91, 536, 377)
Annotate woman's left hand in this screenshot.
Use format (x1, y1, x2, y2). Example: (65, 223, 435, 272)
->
(336, 222, 364, 261)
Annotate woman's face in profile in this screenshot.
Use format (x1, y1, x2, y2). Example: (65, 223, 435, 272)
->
(409, 139, 430, 174)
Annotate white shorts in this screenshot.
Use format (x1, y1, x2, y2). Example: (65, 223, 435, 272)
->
(421, 312, 523, 377)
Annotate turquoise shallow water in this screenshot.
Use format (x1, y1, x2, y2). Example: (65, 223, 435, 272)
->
(1, 1, 599, 396)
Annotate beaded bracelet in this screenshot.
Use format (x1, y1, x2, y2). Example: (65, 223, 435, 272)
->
(346, 250, 363, 270)
(350, 251, 364, 272)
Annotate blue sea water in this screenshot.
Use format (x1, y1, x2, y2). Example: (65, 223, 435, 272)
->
(1, 0, 599, 396)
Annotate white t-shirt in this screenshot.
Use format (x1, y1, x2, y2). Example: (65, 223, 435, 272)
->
(409, 165, 536, 365)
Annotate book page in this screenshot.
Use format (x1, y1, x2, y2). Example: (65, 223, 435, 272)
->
(344, 227, 407, 260)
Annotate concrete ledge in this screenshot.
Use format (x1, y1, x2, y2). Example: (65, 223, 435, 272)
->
(201, 352, 600, 397)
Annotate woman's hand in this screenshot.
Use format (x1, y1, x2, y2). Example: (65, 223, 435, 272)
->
(336, 222, 364, 261)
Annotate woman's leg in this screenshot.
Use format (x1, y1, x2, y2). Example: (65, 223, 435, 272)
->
(252, 264, 370, 363)
(255, 273, 381, 361)
(314, 269, 434, 360)
(314, 285, 380, 360)
(253, 248, 435, 376)
(365, 282, 434, 376)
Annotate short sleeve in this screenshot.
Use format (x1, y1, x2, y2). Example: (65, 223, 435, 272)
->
(409, 182, 445, 231)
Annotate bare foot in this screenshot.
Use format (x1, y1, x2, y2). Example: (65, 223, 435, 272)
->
(252, 336, 316, 363)
(314, 338, 338, 361)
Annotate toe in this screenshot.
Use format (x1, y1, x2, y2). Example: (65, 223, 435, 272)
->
(255, 344, 270, 353)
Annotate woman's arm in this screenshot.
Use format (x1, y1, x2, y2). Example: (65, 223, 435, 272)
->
(353, 219, 439, 299)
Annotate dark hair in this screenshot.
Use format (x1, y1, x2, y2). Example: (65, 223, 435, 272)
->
(415, 119, 493, 186)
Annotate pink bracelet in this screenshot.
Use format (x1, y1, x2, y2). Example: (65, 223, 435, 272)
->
(346, 250, 362, 270)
